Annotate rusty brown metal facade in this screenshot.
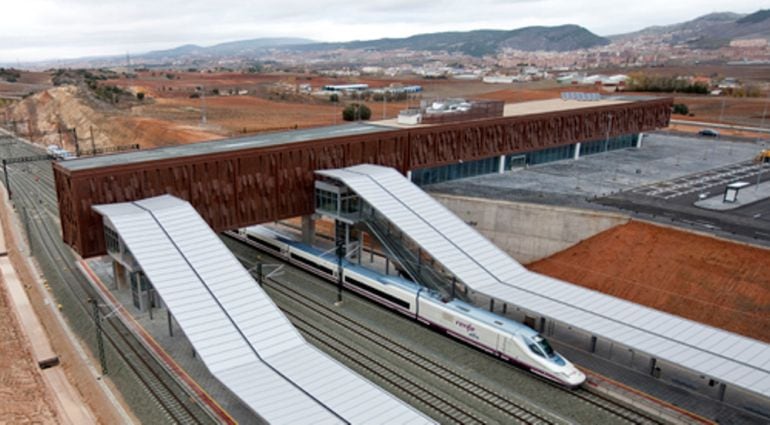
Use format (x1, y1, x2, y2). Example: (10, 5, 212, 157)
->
(54, 97, 672, 257)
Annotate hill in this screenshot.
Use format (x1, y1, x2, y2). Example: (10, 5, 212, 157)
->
(296, 25, 609, 56)
(611, 10, 770, 49)
(139, 37, 315, 60)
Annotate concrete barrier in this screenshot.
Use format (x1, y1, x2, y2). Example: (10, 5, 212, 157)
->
(431, 194, 629, 263)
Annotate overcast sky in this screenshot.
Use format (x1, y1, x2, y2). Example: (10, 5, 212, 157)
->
(0, 1, 762, 63)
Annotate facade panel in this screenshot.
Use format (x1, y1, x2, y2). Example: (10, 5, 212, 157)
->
(55, 98, 671, 257)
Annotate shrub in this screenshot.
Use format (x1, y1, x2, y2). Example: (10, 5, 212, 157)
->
(342, 103, 371, 121)
(136, 92, 145, 101)
(672, 103, 689, 115)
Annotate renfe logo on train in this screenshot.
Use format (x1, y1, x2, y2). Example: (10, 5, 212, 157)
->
(455, 320, 479, 339)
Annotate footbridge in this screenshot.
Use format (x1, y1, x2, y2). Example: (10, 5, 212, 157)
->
(315, 164, 770, 417)
(93, 194, 433, 425)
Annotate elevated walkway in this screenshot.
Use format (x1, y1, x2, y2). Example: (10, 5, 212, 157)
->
(94, 195, 432, 425)
(317, 164, 770, 415)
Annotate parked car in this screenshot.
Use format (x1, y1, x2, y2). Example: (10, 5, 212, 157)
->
(698, 128, 720, 137)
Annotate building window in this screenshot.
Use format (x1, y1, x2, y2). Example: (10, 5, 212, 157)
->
(580, 133, 637, 156)
(412, 133, 638, 187)
(412, 156, 498, 186)
(315, 188, 339, 214)
(340, 194, 360, 215)
(104, 226, 120, 254)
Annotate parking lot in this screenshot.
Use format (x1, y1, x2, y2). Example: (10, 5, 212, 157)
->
(429, 132, 770, 245)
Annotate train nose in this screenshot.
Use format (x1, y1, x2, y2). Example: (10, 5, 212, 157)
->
(561, 368, 586, 387)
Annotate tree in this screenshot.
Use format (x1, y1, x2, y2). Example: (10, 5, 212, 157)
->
(672, 103, 689, 115)
(342, 103, 371, 121)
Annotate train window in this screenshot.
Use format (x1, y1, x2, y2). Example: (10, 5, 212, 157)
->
(528, 342, 545, 357)
(494, 320, 503, 326)
(290, 253, 333, 275)
(250, 236, 281, 253)
(533, 335, 555, 357)
(344, 276, 410, 309)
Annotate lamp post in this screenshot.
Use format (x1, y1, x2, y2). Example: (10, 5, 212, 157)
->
(758, 141, 767, 193)
(89, 298, 107, 375)
(336, 239, 344, 304)
(757, 94, 769, 193)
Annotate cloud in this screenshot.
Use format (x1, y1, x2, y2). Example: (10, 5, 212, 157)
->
(0, 0, 763, 62)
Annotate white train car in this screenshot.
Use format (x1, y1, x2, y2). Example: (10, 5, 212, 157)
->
(417, 294, 585, 387)
(243, 225, 586, 388)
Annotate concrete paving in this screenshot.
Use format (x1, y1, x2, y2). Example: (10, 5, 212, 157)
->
(431, 133, 761, 203)
(695, 179, 770, 210)
(429, 133, 770, 245)
(554, 341, 768, 425)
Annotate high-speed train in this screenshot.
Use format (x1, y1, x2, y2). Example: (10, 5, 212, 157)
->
(243, 225, 586, 388)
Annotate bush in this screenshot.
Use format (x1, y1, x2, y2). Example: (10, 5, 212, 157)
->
(136, 92, 145, 101)
(628, 75, 709, 94)
(672, 103, 689, 115)
(329, 93, 339, 103)
(342, 103, 371, 121)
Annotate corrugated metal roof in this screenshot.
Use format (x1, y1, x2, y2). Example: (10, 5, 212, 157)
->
(94, 195, 433, 425)
(319, 164, 770, 399)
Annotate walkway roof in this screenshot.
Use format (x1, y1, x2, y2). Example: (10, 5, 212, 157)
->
(94, 194, 433, 424)
(318, 164, 770, 399)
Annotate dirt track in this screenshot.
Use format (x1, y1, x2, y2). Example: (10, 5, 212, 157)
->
(529, 221, 770, 343)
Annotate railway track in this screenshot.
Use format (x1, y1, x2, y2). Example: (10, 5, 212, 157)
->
(228, 231, 667, 425)
(0, 129, 669, 424)
(263, 268, 562, 425)
(288, 309, 488, 425)
(1, 137, 218, 424)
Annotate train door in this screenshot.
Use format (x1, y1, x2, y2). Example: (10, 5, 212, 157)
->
(501, 336, 521, 362)
(524, 315, 537, 329)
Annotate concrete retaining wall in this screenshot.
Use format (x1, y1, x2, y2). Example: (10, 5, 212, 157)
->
(431, 194, 629, 264)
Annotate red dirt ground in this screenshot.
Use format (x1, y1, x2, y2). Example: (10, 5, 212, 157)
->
(0, 278, 58, 423)
(529, 221, 770, 343)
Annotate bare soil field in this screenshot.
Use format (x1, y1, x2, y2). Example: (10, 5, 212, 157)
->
(529, 221, 770, 343)
(599, 65, 770, 84)
(1, 68, 765, 151)
(0, 278, 58, 424)
(0, 71, 52, 98)
(672, 95, 770, 128)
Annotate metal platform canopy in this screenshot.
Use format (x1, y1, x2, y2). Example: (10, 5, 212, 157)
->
(93, 195, 433, 425)
(317, 164, 770, 405)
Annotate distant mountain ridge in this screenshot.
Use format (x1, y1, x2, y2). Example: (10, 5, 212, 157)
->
(291, 25, 609, 56)
(611, 9, 770, 49)
(140, 37, 315, 59)
(12, 9, 769, 67)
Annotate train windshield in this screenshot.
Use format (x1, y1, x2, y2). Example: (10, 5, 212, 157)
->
(533, 335, 555, 357)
